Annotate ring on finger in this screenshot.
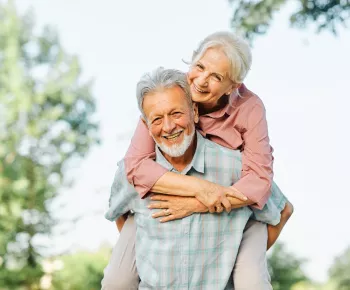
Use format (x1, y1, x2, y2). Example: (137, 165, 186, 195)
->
(164, 209, 171, 216)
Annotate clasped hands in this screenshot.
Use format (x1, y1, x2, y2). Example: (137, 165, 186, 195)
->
(148, 183, 247, 223)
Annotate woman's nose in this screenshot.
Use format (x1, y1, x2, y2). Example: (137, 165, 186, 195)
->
(197, 72, 209, 86)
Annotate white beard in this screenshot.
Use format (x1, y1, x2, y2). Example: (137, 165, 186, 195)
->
(156, 129, 195, 158)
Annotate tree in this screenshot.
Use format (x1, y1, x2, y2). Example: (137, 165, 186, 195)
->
(0, 1, 99, 289)
(50, 247, 111, 290)
(268, 243, 308, 290)
(328, 246, 350, 290)
(229, 0, 350, 41)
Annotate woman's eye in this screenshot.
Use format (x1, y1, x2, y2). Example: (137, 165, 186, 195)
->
(196, 64, 204, 71)
(213, 75, 222, 82)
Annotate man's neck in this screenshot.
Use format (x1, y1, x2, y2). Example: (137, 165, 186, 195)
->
(163, 136, 197, 172)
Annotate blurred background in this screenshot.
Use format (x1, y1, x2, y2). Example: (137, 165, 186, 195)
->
(0, 0, 349, 289)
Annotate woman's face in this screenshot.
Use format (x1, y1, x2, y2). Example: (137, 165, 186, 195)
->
(187, 48, 236, 110)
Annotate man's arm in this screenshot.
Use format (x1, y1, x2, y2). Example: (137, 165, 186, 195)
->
(105, 161, 138, 223)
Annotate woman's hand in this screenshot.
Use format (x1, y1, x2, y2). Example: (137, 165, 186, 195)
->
(148, 195, 208, 223)
(195, 181, 247, 214)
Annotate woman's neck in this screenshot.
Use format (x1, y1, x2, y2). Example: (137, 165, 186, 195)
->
(198, 95, 229, 115)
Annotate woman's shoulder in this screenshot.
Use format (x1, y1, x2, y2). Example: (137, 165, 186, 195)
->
(226, 84, 267, 126)
(237, 84, 265, 109)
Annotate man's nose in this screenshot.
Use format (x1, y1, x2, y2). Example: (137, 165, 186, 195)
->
(162, 116, 176, 133)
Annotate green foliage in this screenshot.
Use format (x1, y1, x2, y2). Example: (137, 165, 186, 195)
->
(229, 0, 350, 41)
(328, 247, 350, 290)
(0, 1, 99, 288)
(291, 280, 332, 290)
(50, 247, 111, 290)
(268, 243, 308, 290)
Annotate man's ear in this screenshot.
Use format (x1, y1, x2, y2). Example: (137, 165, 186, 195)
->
(141, 117, 153, 137)
(192, 102, 199, 123)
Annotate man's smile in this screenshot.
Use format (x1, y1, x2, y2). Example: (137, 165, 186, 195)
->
(162, 130, 183, 141)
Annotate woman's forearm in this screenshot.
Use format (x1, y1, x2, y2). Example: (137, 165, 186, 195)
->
(152, 171, 247, 214)
(151, 172, 206, 197)
(189, 196, 254, 213)
(227, 196, 255, 208)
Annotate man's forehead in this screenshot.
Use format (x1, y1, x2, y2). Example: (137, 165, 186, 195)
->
(143, 86, 189, 116)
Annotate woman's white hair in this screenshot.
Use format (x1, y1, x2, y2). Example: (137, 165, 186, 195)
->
(191, 31, 252, 85)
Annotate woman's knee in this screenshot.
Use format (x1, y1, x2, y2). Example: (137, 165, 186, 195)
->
(233, 263, 272, 290)
(101, 270, 139, 290)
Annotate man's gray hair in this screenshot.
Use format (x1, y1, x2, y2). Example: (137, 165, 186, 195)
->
(136, 67, 192, 119)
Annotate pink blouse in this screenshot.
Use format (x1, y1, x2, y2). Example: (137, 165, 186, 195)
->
(124, 84, 274, 209)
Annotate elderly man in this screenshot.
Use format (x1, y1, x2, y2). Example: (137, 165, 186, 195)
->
(102, 67, 278, 289)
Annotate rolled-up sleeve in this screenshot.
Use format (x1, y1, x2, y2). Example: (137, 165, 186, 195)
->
(232, 103, 274, 209)
(105, 161, 138, 221)
(124, 118, 168, 198)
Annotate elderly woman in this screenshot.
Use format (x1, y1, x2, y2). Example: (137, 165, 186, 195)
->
(103, 31, 293, 290)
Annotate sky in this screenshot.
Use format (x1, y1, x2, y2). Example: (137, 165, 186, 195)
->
(15, 0, 350, 283)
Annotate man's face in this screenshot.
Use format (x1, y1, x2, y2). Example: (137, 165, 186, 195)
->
(142, 86, 197, 157)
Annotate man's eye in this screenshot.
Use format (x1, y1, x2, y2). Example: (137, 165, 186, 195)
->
(152, 118, 162, 124)
(172, 112, 182, 118)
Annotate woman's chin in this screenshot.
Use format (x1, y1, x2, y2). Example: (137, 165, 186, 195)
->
(191, 92, 204, 103)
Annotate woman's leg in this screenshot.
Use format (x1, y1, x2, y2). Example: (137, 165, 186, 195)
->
(101, 215, 139, 290)
(267, 201, 294, 250)
(233, 220, 272, 290)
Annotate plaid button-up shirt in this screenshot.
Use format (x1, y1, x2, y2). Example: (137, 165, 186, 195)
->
(105, 132, 286, 289)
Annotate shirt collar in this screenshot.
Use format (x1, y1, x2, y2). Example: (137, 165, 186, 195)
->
(155, 131, 205, 174)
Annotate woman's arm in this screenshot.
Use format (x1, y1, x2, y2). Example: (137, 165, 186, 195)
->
(231, 101, 274, 209)
(124, 118, 168, 198)
(124, 119, 247, 212)
(148, 194, 254, 222)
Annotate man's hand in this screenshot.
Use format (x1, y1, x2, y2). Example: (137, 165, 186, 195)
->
(148, 195, 208, 223)
(195, 181, 247, 213)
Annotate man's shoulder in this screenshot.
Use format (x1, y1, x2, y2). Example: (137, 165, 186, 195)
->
(113, 160, 137, 192)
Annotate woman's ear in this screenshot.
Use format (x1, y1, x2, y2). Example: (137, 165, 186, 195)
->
(192, 102, 199, 123)
(226, 83, 241, 96)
